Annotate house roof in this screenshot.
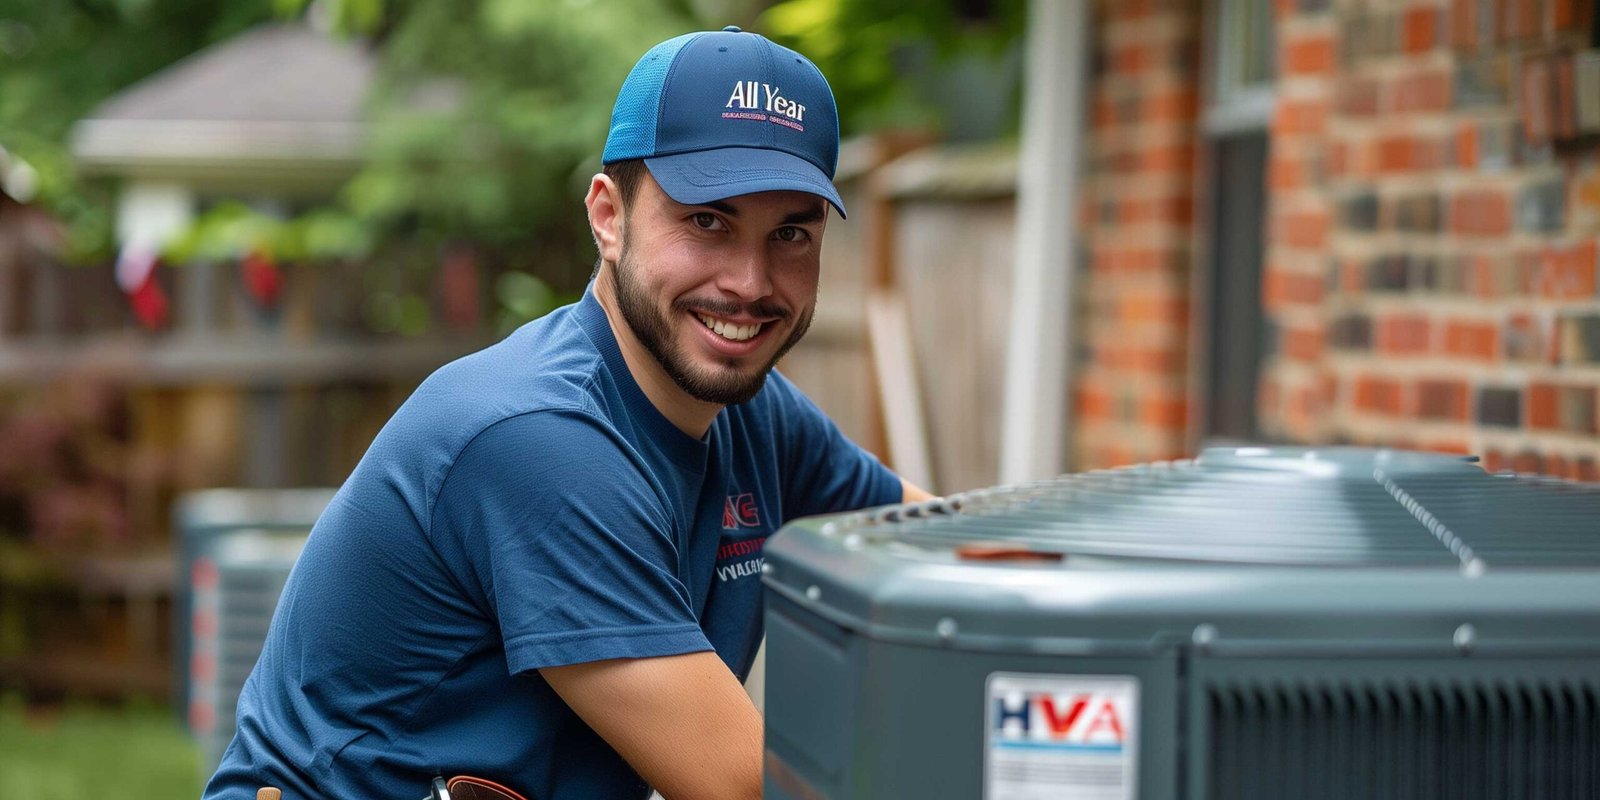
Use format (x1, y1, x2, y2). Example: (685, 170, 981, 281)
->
(71, 24, 376, 188)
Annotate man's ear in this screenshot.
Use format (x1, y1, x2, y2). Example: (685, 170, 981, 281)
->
(585, 174, 625, 266)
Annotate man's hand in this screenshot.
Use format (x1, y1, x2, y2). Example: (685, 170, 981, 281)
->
(541, 652, 762, 800)
(901, 477, 936, 504)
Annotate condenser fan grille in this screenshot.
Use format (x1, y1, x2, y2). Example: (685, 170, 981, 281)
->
(855, 448, 1600, 569)
(1205, 676, 1600, 799)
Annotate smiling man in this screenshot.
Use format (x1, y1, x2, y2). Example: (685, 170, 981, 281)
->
(203, 26, 929, 800)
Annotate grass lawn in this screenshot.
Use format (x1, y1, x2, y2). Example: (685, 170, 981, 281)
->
(0, 694, 203, 799)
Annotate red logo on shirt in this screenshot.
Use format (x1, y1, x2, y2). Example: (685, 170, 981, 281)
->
(722, 493, 760, 529)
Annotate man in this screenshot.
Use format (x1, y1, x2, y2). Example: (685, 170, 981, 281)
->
(204, 26, 930, 800)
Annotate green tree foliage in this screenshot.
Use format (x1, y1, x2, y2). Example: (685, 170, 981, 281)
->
(760, 0, 1026, 138)
(0, 0, 277, 260)
(322, 0, 694, 253)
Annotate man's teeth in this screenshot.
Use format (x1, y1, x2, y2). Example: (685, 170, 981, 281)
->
(698, 314, 762, 342)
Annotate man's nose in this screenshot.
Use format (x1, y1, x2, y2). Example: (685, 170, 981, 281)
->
(718, 247, 773, 301)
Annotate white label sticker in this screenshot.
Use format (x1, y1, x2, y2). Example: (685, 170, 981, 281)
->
(984, 672, 1139, 800)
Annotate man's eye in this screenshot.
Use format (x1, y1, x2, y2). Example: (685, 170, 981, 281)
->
(774, 226, 809, 243)
(692, 213, 723, 230)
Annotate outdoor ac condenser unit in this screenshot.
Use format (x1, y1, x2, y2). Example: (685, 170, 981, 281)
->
(188, 528, 309, 771)
(761, 447, 1600, 800)
(176, 488, 333, 733)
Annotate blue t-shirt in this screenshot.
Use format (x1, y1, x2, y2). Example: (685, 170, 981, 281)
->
(203, 287, 900, 800)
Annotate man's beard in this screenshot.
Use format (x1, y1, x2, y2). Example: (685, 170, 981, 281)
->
(611, 242, 813, 406)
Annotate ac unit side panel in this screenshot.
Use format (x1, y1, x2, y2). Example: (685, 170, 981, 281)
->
(764, 591, 1182, 800)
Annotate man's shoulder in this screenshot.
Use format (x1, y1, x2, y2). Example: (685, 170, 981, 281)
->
(367, 304, 627, 470)
(418, 306, 608, 420)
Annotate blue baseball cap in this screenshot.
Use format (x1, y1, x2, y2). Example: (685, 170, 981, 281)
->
(603, 27, 846, 218)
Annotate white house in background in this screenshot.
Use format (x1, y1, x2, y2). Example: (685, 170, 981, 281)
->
(73, 23, 374, 250)
(54, 23, 480, 490)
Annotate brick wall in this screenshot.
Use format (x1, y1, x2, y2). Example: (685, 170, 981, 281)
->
(1075, 0, 1201, 468)
(1256, 0, 1600, 476)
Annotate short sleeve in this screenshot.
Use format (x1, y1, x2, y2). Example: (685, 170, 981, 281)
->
(769, 373, 903, 519)
(430, 409, 712, 674)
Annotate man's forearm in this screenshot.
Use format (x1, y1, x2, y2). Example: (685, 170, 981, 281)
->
(542, 652, 762, 800)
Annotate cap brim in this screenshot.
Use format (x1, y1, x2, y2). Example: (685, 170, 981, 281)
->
(644, 147, 847, 219)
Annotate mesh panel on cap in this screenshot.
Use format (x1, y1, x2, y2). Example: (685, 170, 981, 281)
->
(602, 33, 701, 163)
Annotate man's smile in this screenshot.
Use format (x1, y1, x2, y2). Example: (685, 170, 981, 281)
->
(687, 308, 781, 356)
(696, 313, 763, 342)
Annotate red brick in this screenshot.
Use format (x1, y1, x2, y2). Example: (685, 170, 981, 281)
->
(1377, 134, 1418, 173)
(1339, 76, 1382, 116)
(1442, 319, 1499, 361)
(1096, 343, 1187, 373)
(1283, 32, 1337, 76)
(1552, 0, 1594, 34)
(1119, 194, 1195, 225)
(1077, 385, 1115, 421)
(1537, 240, 1599, 300)
(1575, 165, 1600, 228)
(1260, 375, 1281, 419)
(1401, 7, 1440, 53)
(1335, 136, 1382, 179)
(1455, 124, 1480, 168)
(1483, 448, 1508, 472)
(1340, 259, 1365, 292)
(1505, 0, 1541, 40)
(1109, 0, 1155, 23)
(1377, 135, 1446, 173)
(1138, 144, 1197, 175)
(1463, 254, 1510, 298)
(1503, 312, 1547, 362)
(1273, 97, 1331, 137)
(1143, 87, 1198, 123)
(1276, 207, 1332, 249)
(1390, 69, 1452, 114)
(1264, 269, 1325, 309)
(1095, 246, 1183, 273)
(1116, 294, 1190, 327)
(1578, 457, 1599, 483)
(1327, 140, 1350, 177)
(1515, 248, 1543, 294)
(1417, 378, 1471, 421)
(1544, 454, 1572, 479)
(1269, 153, 1308, 191)
(1511, 450, 1544, 473)
(1283, 325, 1325, 362)
(1449, 188, 1513, 236)
(1140, 392, 1189, 431)
(1109, 43, 1150, 75)
(1528, 383, 1560, 429)
(1424, 439, 1474, 455)
(1521, 57, 1553, 145)
(1377, 314, 1432, 355)
(1450, 0, 1480, 49)
(1094, 97, 1119, 129)
(1355, 375, 1407, 416)
(1286, 383, 1325, 432)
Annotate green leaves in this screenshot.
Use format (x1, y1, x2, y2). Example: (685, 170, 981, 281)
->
(345, 0, 691, 250)
(759, 0, 1025, 138)
(163, 203, 373, 264)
